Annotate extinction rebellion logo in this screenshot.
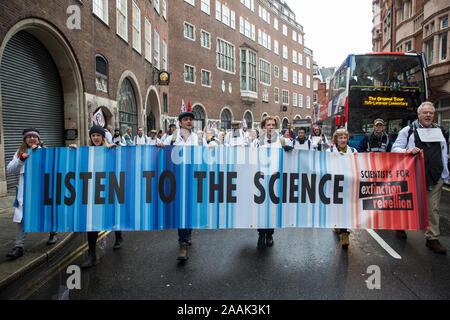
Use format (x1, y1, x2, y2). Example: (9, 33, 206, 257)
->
(359, 170, 414, 211)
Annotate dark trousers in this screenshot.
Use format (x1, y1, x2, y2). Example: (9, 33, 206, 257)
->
(87, 231, 123, 255)
(178, 229, 192, 244)
(257, 228, 274, 236)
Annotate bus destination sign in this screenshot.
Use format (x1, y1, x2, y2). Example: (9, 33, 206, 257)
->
(363, 96, 408, 107)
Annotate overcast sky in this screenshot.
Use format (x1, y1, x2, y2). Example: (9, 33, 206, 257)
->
(288, 0, 373, 68)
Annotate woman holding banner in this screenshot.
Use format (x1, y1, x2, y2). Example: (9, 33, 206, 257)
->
(254, 116, 290, 249)
(6, 128, 59, 260)
(69, 125, 124, 269)
(327, 128, 357, 248)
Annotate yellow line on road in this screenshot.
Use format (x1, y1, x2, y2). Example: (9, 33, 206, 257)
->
(20, 231, 111, 300)
(443, 187, 450, 192)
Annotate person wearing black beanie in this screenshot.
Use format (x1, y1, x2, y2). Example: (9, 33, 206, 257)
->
(69, 127, 124, 269)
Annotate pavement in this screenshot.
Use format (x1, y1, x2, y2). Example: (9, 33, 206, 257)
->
(0, 194, 74, 291)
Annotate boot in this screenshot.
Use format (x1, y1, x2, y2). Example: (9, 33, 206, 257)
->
(395, 230, 407, 240)
(81, 252, 97, 269)
(47, 233, 58, 245)
(341, 232, 350, 248)
(257, 233, 266, 249)
(177, 243, 189, 261)
(265, 234, 274, 247)
(426, 239, 447, 254)
(113, 232, 123, 250)
(6, 247, 23, 260)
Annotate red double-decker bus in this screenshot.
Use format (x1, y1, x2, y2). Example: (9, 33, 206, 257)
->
(317, 52, 428, 148)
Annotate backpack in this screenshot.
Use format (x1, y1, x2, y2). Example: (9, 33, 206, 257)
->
(404, 122, 445, 148)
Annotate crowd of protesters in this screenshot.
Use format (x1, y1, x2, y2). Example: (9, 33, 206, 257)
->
(5, 101, 447, 268)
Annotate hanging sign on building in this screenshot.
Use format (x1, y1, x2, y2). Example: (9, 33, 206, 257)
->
(158, 71, 170, 85)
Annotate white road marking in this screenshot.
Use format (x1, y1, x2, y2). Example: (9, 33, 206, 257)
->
(367, 229, 402, 260)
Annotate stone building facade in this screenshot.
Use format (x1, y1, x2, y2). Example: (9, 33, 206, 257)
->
(168, 0, 314, 131)
(0, 0, 169, 194)
(372, 0, 449, 133)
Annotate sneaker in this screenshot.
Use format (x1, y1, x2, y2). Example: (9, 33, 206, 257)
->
(47, 233, 58, 245)
(426, 239, 447, 254)
(341, 232, 350, 248)
(81, 254, 98, 269)
(6, 247, 23, 260)
(177, 242, 189, 261)
(113, 238, 123, 250)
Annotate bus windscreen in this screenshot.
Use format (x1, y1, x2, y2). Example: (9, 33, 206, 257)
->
(347, 54, 426, 141)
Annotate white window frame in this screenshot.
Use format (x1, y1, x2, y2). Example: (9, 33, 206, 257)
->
(306, 56, 311, 69)
(274, 17, 278, 30)
(154, 29, 160, 69)
(274, 40, 279, 55)
(162, 0, 167, 20)
(292, 70, 297, 84)
(292, 30, 297, 42)
(217, 37, 235, 74)
(116, 0, 128, 42)
(93, 0, 109, 24)
(144, 18, 152, 63)
(201, 0, 210, 14)
(292, 50, 297, 63)
(162, 40, 167, 70)
(184, 64, 196, 84)
(201, 69, 211, 87)
(201, 29, 211, 49)
(292, 93, 297, 107)
(282, 24, 287, 36)
(299, 94, 303, 107)
(185, 0, 195, 6)
(439, 32, 447, 62)
(282, 89, 289, 105)
(274, 87, 279, 103)
(132, 1, 141, 54)
(222, 5, 230, 26)
(154, 0, 160, 14)
(282, 45, 288, 60)
(306, 75, 311, 88)
(240, 48, 257, 93)
(306, 96, 311, 109)
(298, 72, 303, 86)
(283, 66, 288, 82)
(216, 0, 221, 21)
(259, 58, 271, 86)
(274, 65, 279, 78)
(184, 21, 196, 41)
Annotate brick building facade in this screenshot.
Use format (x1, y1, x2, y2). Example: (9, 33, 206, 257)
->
(168, 0, 314, 131)
(0, 0, 169, 195)
(372, 0, 449, 133)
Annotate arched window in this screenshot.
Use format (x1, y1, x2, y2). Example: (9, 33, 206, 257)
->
(95, 55, 108, 93)
(118, 78, 138, 136)
(244, 111, 253, 129)
(282, 118, 289, 129)
(192, 105, 206, 132)
(221, 108, 232, 130)
(261, 113, 268, 121)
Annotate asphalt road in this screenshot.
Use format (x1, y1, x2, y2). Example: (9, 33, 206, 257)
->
(5, 189, 450, 300)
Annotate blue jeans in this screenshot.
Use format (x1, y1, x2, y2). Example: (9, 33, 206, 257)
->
(178, 229, 192, 244)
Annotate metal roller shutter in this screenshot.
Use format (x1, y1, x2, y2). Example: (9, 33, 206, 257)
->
(1, 31, 64, 190)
